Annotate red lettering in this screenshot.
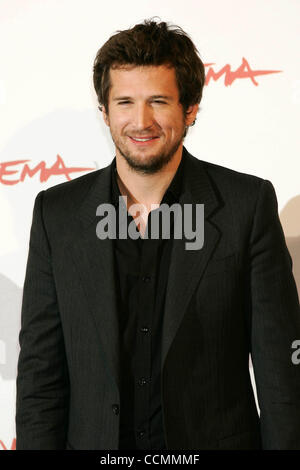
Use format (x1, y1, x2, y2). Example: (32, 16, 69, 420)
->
(204, 57, 281, 86)
(0, 438, 15, 450)
(0, 440, 7, 450)
(0, 155, 95, 185)
(0, 159, 30, 185)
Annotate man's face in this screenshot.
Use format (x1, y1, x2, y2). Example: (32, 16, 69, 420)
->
(102, 64, 198, 174)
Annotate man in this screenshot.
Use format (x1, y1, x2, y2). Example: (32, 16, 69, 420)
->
(16, 19, 300, 450)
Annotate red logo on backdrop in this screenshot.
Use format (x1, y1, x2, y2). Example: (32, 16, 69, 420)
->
(0, 154, 96, 185)
(0, 438, 16, 450)
(204, 57, 281, 86)
(0, 58, 282, 186)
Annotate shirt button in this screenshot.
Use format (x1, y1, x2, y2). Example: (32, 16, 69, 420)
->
(140, 326, 149, 333)
(138, 430, 145, 439)
(138, 377, 147, 386)
(142, 275, 151, 282)
(112, 404, 119, 415)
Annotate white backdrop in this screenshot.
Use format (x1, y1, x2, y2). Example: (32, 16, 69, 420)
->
(0, 0, 299, 450)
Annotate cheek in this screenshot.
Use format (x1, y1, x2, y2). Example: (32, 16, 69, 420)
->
(165, 119, 185, 137)
(109, 115, 129, 133)
(158, 110, 185, 131)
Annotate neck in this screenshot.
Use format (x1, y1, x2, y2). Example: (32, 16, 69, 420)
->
(115, 145, 183, 211)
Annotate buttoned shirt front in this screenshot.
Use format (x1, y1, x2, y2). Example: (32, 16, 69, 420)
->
(110, 152, 185, 450)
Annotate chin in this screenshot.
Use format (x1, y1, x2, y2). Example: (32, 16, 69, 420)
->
(129, 155, 172, 174)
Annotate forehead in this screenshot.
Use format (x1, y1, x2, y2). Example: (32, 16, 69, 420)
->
(108, 64, 179, 98)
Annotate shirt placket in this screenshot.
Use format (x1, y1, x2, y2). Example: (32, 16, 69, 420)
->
(134, 213, 160, 449)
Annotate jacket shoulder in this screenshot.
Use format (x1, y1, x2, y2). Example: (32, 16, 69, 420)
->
(185, 152, 270, 227)
(198, 157, 265, 189)
(32, 164, 110, 237)
(201, 159, 270, 217)
(41, 163, 110, 214)
(45, 167, 103, 197)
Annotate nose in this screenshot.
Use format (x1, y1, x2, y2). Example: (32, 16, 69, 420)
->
(133, 103, 154, 131)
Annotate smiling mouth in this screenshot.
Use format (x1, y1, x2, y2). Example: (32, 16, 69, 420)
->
(129, 136, 159, 144)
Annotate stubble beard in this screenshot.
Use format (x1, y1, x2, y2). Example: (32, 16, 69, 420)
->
(110, 127, 186, 175)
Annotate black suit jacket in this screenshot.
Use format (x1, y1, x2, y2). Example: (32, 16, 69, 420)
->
(16, 146, 300, 449)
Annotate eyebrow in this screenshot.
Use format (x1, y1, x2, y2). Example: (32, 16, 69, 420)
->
(112, 95, 173, 101)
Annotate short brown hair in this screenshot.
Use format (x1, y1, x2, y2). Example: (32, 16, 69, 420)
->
(93, 18, 206, 116)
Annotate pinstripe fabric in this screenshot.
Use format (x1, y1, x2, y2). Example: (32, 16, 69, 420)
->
(15, 147, 300, 449)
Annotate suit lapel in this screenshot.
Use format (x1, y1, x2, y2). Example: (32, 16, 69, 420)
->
(68, 161, 121, 391)
(161, 149, 221, 372)
(68, 147, 221, 392)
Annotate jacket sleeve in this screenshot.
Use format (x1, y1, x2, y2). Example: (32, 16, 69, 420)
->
(15, 190, 70, 449)
(249, 179, 300, 449)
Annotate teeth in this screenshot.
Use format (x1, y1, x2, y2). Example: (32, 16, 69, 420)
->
(132, 137, 155, 142)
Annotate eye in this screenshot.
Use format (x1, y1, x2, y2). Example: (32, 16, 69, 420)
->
(118, 101, 131, 105)
(153, 100, 167, 104)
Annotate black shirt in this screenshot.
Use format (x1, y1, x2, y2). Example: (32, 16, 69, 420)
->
(110, 152, 185, 450)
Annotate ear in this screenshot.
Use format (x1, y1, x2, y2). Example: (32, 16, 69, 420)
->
(184, 103, 199, 127)
(101, 106, 110, 127)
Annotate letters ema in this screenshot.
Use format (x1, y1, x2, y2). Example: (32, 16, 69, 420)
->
(0, 155, 95, 185)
